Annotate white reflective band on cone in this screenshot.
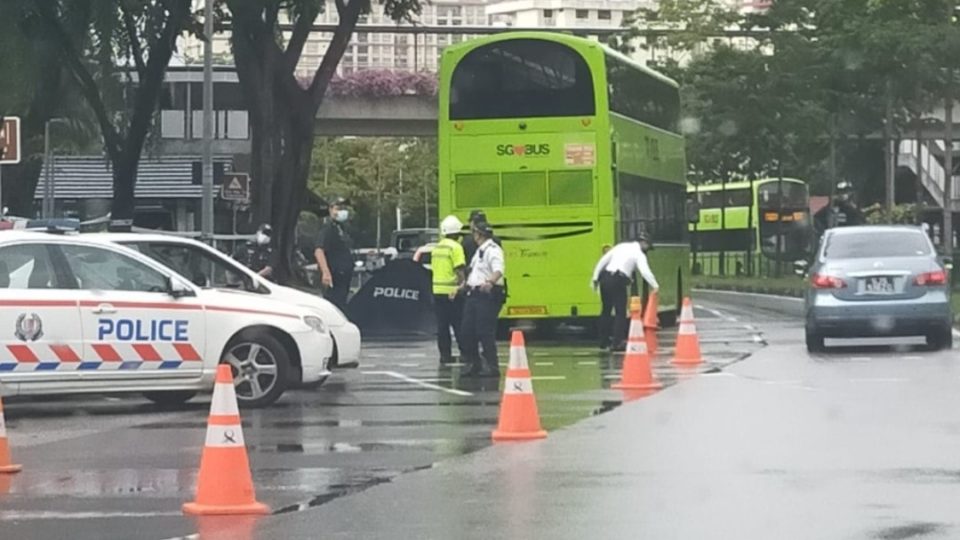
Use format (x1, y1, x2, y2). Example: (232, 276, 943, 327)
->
(204, 424, 245, 447)
(509, 349, 529, 370)
(503, 377, 533, 395)
(0, 416, 7, 437)
(679, 322, 697, 335)
(626, 341, 647, 354)
(211, 383, 240, 415)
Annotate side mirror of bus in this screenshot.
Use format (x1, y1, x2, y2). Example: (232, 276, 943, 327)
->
(686, 203, 700, 224)
(793, 259, 809, 278)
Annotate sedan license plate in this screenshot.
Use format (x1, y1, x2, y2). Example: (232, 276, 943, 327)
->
(861, 276, 895, 295)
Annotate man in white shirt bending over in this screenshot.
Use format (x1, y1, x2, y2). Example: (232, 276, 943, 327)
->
(591, 231, 659, 351)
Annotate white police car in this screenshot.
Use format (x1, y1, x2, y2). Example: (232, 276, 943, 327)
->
(90, 233, 362, 368)
(0, 232, 332, 407)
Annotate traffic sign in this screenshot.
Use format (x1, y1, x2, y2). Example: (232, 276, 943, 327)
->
(220, 172, 250, 201)
(0, 117, 21, 165)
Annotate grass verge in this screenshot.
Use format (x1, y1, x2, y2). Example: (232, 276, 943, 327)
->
(693, 274, 960, 326)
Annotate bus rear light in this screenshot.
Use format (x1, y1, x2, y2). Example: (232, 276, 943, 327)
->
(914, 270, 947, 286)
(811, 273, 845, 289)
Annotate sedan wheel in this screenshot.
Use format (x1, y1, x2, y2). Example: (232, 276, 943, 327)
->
(221, 332, 290, 408)
(805, 327, 825, 353)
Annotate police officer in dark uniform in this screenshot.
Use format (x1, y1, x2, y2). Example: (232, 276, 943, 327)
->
(458, 221, 505, 378)
(314, 197, 354, 311)
(460, 209, 485, 264)
(814, 181, 865, 236)
(233, 223, 274, 278)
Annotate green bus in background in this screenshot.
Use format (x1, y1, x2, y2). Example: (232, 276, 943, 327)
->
(438, 33, 690, 326)
(688, 178, 813, 276)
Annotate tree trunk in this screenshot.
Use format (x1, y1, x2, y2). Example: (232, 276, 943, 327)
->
(884, 78, 895, 213)
(944, 89, 953, 253)
(271, 108, 315, 283)
(110, 150, 139, 225)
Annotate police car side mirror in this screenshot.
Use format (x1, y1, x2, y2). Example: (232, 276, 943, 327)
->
(166, 277, 196, 299)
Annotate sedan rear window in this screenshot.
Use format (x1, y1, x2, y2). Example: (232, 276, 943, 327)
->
(823, 231, 932, 259)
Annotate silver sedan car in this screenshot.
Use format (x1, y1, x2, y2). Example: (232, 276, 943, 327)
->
(805, 225, 953, 352)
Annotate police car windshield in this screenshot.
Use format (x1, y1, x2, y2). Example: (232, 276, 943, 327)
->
(122, 241, 261, 292)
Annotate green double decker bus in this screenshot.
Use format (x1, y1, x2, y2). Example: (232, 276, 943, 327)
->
(438, 33, 690, 324)
(689, 178, 813, 275)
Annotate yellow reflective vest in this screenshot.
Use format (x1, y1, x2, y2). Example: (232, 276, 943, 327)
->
(431, 237, 465, 295)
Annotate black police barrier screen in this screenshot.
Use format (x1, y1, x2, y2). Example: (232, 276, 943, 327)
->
(345, 259, 434, 337)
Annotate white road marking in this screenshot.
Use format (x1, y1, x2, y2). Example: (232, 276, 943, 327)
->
(531, 375, 566, 381)
(534, 361, 554, 366)
(0, 511, 183, 520)
(903, 356, 923, 361)
(848, 357, 873, 362)
(397, 363, 420, 368)
(577, 360, 598, 366)
(695, 305, 738, 322)
(848, 377, 908, 383)
(362, 371, 473, 396)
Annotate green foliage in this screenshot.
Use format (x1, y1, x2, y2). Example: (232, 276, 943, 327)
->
(863, 203, 919, 225)
(308, 137, 437, 247)
(625, 0, 960, 197)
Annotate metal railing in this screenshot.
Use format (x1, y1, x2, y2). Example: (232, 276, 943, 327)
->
(692, 251, 790, 278)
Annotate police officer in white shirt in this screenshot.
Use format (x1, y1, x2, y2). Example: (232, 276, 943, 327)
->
(591, 231, 659, 351)
(458, 221, 505, 378)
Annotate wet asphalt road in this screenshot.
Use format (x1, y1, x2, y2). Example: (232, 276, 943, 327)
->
(0, 300, 761, 540)
(243, 291, 960, 540)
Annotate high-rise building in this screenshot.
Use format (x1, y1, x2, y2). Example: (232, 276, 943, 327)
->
(485, 0, 656, 30)
(178, 0, 769, 74)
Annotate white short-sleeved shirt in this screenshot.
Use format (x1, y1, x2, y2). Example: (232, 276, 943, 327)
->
(591, 241, 659, 289)
(467, 239, 505, 287)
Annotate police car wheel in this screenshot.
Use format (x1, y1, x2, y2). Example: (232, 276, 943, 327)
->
(221, 331, 290, 408)
(143, 391, 197, 408)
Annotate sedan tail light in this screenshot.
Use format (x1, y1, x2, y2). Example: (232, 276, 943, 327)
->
(914, 270, 947, 286)
(811, 273, 846, 289)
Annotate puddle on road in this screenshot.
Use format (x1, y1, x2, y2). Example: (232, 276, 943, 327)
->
(251, 437, 491, 456)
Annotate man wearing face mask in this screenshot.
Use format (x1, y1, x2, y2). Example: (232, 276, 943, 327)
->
(314, 197, 355, 311)
(233, 223, 274, 279)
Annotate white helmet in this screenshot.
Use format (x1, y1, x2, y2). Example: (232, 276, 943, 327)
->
(440, 215, 464, 236)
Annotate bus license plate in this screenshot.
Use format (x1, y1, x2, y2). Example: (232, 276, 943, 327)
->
(861, 276, 894, 295)
(508, 306, 548, 316)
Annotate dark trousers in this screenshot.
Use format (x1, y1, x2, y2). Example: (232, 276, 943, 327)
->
(460, 288, 504, 371)
(434, 293, 463, 362)
(598, 271, 630, 348)
(326, 270, 353, 312)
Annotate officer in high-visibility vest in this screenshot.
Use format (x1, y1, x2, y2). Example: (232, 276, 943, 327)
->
(433, 215, 468, 365)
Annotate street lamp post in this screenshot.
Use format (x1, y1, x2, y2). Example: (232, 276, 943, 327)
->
(201, 0, 215, 241)
(396, 143, 409, 231)
(43, 118, 67, 219)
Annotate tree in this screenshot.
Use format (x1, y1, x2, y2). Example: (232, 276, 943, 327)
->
(0, 3, 97, 216)
(224, 0, 422, 282)
(23, 0, 195, 228)
(305, 137, 437, 249)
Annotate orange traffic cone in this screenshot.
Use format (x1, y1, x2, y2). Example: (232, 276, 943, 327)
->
(643, 291, 660, 355)
(183, 365, 269, 516)
(612, 308, 662, 391)
(0, 393, 21, 474)
(492, 331, 547, 442)
(672, 297, 703, 366)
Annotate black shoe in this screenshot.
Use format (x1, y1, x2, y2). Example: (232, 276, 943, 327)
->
(611, 342, 626, 353)
(478, 361, 500, 378)
(478, 368, 500, 378)
(460, 362, 482, 377)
